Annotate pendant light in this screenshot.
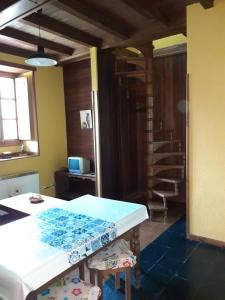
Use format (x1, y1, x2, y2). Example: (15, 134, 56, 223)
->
(25, 10, 57, 67)
(25, 45, 57, 67)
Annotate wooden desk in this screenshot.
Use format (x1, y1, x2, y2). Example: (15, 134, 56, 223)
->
(55, 170, 96, 200)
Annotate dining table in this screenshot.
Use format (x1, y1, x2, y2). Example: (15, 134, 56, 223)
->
(0, 193, 148, 300)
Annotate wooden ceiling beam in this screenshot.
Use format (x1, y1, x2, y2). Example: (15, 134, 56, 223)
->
(117, 23, 186, 49)
(0, 27, 74, 55)
(122, 0, 169, 27)
(0, 42, 58, 61)
(199, 0, 214, 9)
(0, 0, 52, 29)
(23, 13, 102, 47)
(112, 48, 139, 58)
(54, 0, 131, 39)
(0, 0, 20, 11)
(150, 26, 186, 43)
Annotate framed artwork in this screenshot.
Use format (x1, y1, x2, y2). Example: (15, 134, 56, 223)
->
(80, 110, 93, 129)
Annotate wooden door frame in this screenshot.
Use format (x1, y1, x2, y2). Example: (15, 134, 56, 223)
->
(186, 73, 190, 238)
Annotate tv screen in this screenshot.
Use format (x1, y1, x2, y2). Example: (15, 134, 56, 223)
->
(69, 158, 79, 171)
(68, 156, 90, 174)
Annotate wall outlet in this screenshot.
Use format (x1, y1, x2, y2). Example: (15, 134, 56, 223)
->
(14, 187, 21, 194)
(8, 186, 22, 197)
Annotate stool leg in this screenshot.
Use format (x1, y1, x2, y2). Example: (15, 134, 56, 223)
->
(90, 269, 96, 285)
(125, 268, 131, 300)
(115, 272, 120, 289)
(79, 264, 85, 281)
(132, 228, 141, 289)
(97, 270, 104, 300)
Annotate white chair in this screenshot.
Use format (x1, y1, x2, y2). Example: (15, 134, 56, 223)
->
(37, 270, 101, 300)
(88, 239, 136, 300)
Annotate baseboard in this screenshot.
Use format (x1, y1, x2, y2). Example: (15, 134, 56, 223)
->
(188, 233, 225, 248)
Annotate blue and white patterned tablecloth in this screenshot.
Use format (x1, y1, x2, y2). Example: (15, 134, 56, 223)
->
(36, 207, 117, 264)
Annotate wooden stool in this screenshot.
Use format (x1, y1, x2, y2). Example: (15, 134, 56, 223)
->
(88, 239, 136, 300)
(37, 269, 101, 300)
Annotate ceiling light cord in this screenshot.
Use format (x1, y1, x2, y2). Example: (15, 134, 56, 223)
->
(25, 9, 57, 67)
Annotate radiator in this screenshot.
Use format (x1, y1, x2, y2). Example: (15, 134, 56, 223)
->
(0, 171, 39, 199)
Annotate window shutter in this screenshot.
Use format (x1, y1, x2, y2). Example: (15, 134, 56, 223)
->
(15, 77, 31, 140)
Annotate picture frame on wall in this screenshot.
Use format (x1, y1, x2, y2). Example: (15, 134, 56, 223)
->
(80, 110, 93, 129)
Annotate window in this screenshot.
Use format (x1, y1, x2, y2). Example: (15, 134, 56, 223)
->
(0, 62, 38, 155)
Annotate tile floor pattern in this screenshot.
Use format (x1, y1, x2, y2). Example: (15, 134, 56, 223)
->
(103, 218, 225, 300)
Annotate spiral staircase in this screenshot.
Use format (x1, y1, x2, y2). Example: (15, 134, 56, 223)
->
(115, 50, 185, 221)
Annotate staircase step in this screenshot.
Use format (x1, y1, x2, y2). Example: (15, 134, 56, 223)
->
(149, 140, 181, 145)
(148, 152, 185, 164)
(123, 57, 145, 61)
(147, 140, 181, 152)
(152, 152, 185, 157)
(147, 165, 184, 176)
(156, 177, 182, 184)
(147, 176, 182, 185)
(152, 189, 178, 198)
(125, 58, 146, 69)
(117, 56, 145, 63)
(122, 83, 149, 92)
(115, 70, 147, 79)
(149, 164, 184, 169)
(147, 201, 167, 211)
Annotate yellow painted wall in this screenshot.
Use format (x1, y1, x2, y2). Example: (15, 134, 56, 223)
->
(187, 0, 225, 242)
(0, 53, 67, 196)
(90, 47, 98, 91)
(153, 34, 186, 50)
(127, 34, 186, 55)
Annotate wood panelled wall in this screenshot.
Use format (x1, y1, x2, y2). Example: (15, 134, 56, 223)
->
(153, 53, 187, 202)
(117, 79, 141, 197)
(99, 51, 187, 201)
(62, 52, 186, 201)
(153, 53, 187, 142)
(63, 59, 94, 161)
(97, 51, 121, 199)
(98, 50, 145, 200)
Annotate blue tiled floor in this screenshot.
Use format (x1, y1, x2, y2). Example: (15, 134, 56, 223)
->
(104, 217, 225, 300)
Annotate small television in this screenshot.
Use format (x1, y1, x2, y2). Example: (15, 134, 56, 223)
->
(68, 156, 90, 174)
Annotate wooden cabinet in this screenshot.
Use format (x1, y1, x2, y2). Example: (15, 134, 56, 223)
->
(55, 170, 96, 200)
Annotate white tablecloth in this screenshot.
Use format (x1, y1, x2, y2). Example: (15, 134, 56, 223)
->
(0, 194, 148, 300)
(0, 193, 65, 215)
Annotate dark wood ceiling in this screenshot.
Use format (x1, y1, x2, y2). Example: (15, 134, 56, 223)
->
(0, 0, 214, 64)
